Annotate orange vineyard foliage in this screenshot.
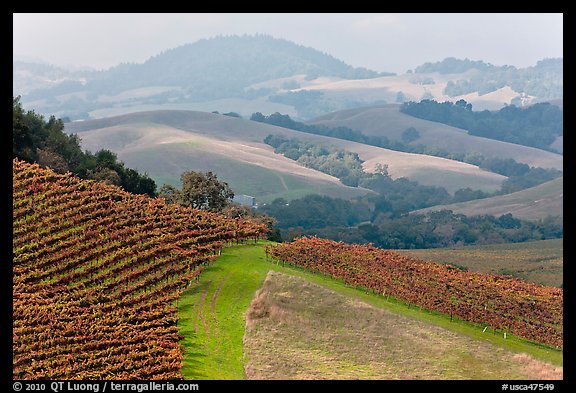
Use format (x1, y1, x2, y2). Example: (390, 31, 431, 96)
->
(13, 159, 267, 379)
(267, 237, 562, 348)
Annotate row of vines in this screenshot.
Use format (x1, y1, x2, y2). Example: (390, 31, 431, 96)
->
(266, 237, 562, 348)
(13, 159, 268, 379)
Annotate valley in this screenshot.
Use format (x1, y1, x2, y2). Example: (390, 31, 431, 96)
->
(13, 24, 563, 383)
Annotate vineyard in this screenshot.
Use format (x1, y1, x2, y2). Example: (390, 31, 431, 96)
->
(13, 159, 267, 379)
(266, 237, 563, 348)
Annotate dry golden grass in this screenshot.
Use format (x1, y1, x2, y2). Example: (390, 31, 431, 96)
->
(65, 110, 507, 194)
(243, 271, 562, 380)
(398, 238, 563, 288)
(511, 354, 563, 380)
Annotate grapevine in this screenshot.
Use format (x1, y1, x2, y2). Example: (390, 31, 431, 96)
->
(13, 159, 268, 379)
(267, 236, 562, 348)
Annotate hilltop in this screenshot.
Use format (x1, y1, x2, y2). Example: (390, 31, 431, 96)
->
(16, 34, 389, 120)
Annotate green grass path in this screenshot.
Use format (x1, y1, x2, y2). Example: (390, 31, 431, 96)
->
(178, 242, 272, 379)
(178, 241, 562, 379)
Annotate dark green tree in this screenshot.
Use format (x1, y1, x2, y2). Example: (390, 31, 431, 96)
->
(401, 127, 420, 143)
(158, 184, 181, 205)
(177, 171, 234, 211)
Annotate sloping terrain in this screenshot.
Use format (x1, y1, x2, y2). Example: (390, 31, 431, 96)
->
(267, 237, 562, 348)
(309, 105, 563, 170)
(64, 110, 506, 197)
(397, 239, 563, 288)
(64, 114, 372, 203)
(16, 35, 562, 122)
(413, 177, 563, 220)
(12, 159, 266, 379)
(177, 242, 562, 380)
(245, 270, 562, 380)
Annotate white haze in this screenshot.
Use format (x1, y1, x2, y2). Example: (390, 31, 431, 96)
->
(13, 13, 563, 74)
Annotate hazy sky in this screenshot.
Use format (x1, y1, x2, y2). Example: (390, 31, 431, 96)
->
(13, 13, 563, 74)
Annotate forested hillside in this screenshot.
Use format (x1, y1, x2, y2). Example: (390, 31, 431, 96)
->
(17, 35, 389, 119)
(415, 57, 563, 101)
(400, 99, 563, 152)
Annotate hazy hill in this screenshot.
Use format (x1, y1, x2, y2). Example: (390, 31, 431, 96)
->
(295, 58, 562, 115)
(13, 60, 93, 95)
(415, 57, 562, 101)
(308, 104, 563, 170)
(15, 35, 561, 121)
(412, 176, 563, 221)
(64, 110, 506, 201)
(17, 35, 389, 120)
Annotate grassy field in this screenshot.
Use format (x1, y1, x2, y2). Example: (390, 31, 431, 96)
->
(397, 239, 563, 288)
(244, 271, 562, 380)
(413, 177, 563, 221)
(177, 242, 562, 380)
(177, 242, 271, 379)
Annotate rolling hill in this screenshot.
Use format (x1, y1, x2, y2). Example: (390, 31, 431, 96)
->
(308, 104, 563, 170)
(64, 110, 507, 201)
(290, 58, 562, 115)
(15, 36, 561, 121)
(412, 176, 563, 221)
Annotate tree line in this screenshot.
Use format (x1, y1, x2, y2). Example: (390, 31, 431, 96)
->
(252, 111, 561, 194)
(260, 194, 563, 249)
(400, 99, 563, 152)
(13, 96, 157, 197)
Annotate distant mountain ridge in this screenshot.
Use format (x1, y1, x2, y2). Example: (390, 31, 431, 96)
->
(13, 60, 93, 95)
(14, 34, 562, 121)
(418, 57, 563, 101)
(16, 35, 389, 109)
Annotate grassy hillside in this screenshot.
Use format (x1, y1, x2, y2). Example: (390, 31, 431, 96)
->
(64, 117, 371, 203)
(309, 104, 563, 171)
(245, 271, 561, 380)
(12, 159, 267, 379)
(413, 177, 563, 220)
(178, 242, 562, 380)
(64, 110, 506, 196)
(397, 239, 563, 288)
